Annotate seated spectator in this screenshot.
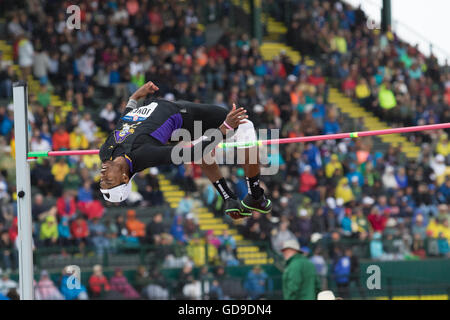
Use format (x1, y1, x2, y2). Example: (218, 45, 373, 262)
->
(77, 181, 104, 220)
(57, 216, 72, 247)
(220, 244, 240, 267)
(182, 276, 202, 300)
(125, 209, 145, 240)
(109, 268, 140, 299)
(0, 231, 17, 271)
(78, 113, 98, 143)
(206, 230, 221, 250)
(145, 212, 165, 245)
(52, 126, 70, 151)
(63, 167, 82, 192)
(215, 266, 247, 300)
(56, 191, 77, 219)
(39, 215, 59, 247)
(35, 270, 64, 300)
(88, 217, 110, 257)
(187, 233, 219, 266)
(88, 264, 111, 299)
(0, 271, 18, 296)
(70, 215, 89, 254)
(60, 266, 88, 300)
(98, 102, 117, 132)
(218, 229, 236, 252)
(171, 215, 188, 244)
(69, 126, 89, 150)
(135, 266, 169, 300)
(271, 222, 297, 254)
(51, 158, 70, 186)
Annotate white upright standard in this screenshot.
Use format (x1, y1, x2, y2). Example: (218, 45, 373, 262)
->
(13, 81, 34, 300)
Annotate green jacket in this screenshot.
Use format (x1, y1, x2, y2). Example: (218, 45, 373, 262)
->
(283, 253, 320, 300)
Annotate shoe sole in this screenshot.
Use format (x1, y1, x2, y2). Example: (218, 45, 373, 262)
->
(224, 208, 251, 217)
(240, 199, 272, 214)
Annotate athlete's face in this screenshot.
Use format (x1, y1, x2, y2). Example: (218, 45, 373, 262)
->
(99, 160, 127, 189)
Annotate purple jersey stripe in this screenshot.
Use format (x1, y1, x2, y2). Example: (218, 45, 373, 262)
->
(150, 113, 183, 145)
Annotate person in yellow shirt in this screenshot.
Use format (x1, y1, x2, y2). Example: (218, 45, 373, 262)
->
(186, 235, 218, 266)
(69, 127, 89, 150)
(325, 154, 343, 178)
(335, 177, 355, 204)
(427, 218, 450, 241)
(51, 158, 70, 182)
(436, 133, 450, 157)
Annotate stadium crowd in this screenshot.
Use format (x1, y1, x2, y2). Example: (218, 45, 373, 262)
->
(0, 0, 449, 299)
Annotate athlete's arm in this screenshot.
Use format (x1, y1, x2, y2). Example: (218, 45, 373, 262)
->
(120, 81, 160, 117)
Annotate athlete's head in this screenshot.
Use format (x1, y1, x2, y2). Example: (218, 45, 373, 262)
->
(99, 157, 134, 202)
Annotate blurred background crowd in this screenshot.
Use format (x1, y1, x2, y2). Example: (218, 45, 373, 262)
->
(0, 0, 449, 300)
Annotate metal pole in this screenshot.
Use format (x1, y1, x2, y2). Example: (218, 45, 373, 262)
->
(13, 81, 34, 300)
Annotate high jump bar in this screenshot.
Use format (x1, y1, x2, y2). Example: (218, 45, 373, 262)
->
(27, 122, 450, 158)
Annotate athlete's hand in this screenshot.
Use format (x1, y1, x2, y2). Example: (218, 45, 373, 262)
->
(224, 103, 248, 129)
(131, 81, 159, 100)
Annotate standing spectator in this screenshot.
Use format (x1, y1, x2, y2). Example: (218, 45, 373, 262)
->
(332, 246, 351, 299)
(109, 268, 140, 299)
(281, 239, 320, 300)
(309, 246, 328, 290)
(88, 264, 111, 299)
(244, 265, 271, 300)
(145, 212, 165, 245)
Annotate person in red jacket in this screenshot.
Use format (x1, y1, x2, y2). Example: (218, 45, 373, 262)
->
(88, 264, 111, 299)
(299, 165, 319, 202)
(367, 207, 388, 233)
(52, 126, 70, 151)
(56, 191, 77, 219)
(70, 215, 89, 255)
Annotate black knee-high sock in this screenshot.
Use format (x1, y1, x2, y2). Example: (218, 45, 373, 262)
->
(246, 174, 264, 199)
(213, 178, 237, 200)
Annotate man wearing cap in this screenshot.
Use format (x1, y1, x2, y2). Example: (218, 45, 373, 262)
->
(99, 81, 272, 219)
(281, 239, 320, 300)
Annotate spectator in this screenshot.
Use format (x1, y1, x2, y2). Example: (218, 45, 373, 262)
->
(60, 266, 88, 300)
(332, 246, 351, 299)
(0, 231, 17, 271)
(39, 215, 58, 247)
(281, 240, 320, 300)
(56, 191, 77, 219)
(110, 268, 140, 299)
(88, 264, 111, 299)
(244, 265, 271, 300)
(0, 270, 18, 296)
(125, 209, 146, 240)
(35, 270, 64, 300)
(88, 217, 110, 257)
(220, 244, 240, 266)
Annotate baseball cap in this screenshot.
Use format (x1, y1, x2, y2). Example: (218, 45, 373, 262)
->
(100, 173, 137, 203)
(317, 290, 336, 300)
(281, 239, 302, 253)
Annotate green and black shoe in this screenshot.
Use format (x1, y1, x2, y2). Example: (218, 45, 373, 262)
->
(224, 197, 246, 219)
(241, 193, 272, 215)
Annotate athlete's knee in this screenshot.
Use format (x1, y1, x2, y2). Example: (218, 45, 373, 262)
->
(235, 120, 257, 142)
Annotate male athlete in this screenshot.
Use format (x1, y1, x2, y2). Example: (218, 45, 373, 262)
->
(99, 81, 272, 219)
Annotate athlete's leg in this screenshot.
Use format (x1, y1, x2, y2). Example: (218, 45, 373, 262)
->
(176, 101, 244, 218)
(233, 120, 272, 215)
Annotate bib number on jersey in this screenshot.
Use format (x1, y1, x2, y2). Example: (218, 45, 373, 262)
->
(122, 102, 158, 122)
